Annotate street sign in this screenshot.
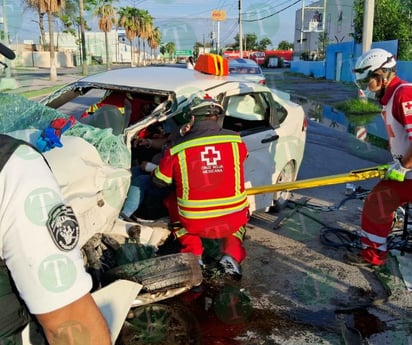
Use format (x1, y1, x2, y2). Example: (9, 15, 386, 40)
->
(175, 50, 193, 57)
(211, 10, 227, 21)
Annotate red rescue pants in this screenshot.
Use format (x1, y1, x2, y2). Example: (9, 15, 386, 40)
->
(165, 192, 249, 263)
(361, 179, 412, 265)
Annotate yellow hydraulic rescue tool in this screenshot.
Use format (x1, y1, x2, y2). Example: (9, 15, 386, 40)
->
(246, 165, 388, 196)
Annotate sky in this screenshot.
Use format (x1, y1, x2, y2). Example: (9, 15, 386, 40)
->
(5, 0, 305, 50)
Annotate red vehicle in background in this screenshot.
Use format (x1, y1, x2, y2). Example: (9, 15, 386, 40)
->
(250, 50, 293, 68)
(250, 51, 265, 64)
(223, 50, 293, 67)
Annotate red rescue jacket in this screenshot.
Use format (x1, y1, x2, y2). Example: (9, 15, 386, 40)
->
(154, 120, 249, 236)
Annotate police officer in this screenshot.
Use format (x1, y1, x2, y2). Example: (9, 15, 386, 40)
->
(346, 48, 412, 266)
(152, 94, 249, 280)
(0, 43, 111, 345)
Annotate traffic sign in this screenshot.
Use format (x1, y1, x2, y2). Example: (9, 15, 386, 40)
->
(211, 10, 227, 21)
(175, 50, 193, 57)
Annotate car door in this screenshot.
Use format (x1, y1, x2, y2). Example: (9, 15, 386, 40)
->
(222, 91, 280, 212)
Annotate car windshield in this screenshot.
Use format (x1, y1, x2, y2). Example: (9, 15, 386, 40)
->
(0, 92, 130, 169)
(229, 67, 260, 75)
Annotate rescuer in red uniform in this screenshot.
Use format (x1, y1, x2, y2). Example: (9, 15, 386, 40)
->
(152, 94, 250, 279)
(346, 48, 412, 266)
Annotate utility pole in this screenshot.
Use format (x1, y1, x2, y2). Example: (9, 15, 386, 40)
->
(362, 0, 374, 53)
(238, 0, 243, 58)
(300, 0, 304, 52)
(79, 0, 88, 76)
(0, 0, 17, 90)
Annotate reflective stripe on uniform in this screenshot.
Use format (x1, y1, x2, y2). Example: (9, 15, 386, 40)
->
(154, 167, 173, 185)
(232, 142, 242, 194)
(177, 198, 249, 219)
(360, 229, 388, 251)
(174, 227, 188, 238)
(232, 226, 246, 241)
(178, 151, 190, 200)
(170, 135, 242, 155)
(177, 192, 248, 209)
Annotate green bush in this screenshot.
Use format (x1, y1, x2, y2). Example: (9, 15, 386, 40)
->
(335, 98, 381, 115)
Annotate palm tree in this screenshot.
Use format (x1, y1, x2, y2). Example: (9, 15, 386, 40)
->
(94, 0, 117, 70)
(118, 6, 140, 67)
(165, 41, 176, 62)
(135, 9, 153, 65)
(147, 26, 161, 63)
(26, 0, 66, 81)
(23, 0, 47, 49)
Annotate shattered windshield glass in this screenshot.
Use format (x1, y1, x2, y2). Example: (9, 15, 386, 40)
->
(0, 93, 130, 169)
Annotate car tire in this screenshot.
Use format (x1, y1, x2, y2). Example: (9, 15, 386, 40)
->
(270, 160, 296, 212)
(103, 252, 203, 293)
(117, 302, 201, 345)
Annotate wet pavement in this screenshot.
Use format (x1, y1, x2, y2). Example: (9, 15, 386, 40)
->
(264, 69, 359, 106)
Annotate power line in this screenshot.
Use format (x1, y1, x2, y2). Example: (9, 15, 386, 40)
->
(242, 0, 301, 22)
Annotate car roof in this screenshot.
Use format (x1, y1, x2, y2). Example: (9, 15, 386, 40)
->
(79, 66, 232, 94)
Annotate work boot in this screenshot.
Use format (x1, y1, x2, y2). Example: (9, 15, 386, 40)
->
(218, 255, 242, 280)
(343, 252, 377, 268)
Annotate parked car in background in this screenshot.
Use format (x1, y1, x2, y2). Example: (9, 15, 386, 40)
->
(228, 58, 266, 85)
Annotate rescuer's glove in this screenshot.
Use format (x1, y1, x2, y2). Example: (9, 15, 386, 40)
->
(385, 158, 410, 182)
(36, 116, 75, 152)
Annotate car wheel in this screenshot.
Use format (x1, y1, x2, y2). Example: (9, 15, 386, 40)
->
(116, 302, 201, 345)
(103, 252, 203, 293)
(271, 160, 296, 212)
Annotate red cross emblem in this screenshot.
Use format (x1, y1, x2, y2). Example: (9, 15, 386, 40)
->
(402, 101, 412, 116)
(201, 146, 221, 166)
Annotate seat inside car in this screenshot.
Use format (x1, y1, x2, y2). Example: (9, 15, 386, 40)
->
(80, 104, 126, 135)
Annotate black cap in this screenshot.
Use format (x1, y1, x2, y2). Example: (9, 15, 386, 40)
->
(0, 43, 15, 60)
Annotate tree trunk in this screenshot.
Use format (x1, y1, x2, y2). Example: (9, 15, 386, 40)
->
(143, 41, 146, 66)
(104, 31, 110, 70)
(79, 0, 88, 76)
(39, 12, 46, 50)
(48, 12, 57, 81)
(130, 43, 134, 67)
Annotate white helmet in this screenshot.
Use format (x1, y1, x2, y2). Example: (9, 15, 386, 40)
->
(354, 48, 396, 82)
(189, 93, 224, 117)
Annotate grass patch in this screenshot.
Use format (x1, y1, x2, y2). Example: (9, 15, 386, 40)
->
(22, 85, 63, 99)
(335, 98, 381, 115)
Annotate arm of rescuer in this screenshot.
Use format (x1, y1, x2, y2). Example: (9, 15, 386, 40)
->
(0, 145, 111, 345)
(36, 294, 111, 345)
(399, 142, 412, 169)
(397, 88, 412, 169)
(385, 87, 412, 181)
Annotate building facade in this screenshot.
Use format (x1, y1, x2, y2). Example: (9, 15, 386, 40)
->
(294, 0, 355, 59)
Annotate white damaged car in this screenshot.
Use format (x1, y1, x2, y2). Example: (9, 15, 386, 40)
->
(2, 62, 306, 341)
(40, 64, 307, 214)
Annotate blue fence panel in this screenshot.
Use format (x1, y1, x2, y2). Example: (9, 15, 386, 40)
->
(294, 40, 411, 83)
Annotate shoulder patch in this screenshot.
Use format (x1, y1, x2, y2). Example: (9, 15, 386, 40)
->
(47, 204, 80, 251)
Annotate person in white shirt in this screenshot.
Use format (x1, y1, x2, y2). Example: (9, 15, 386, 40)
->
(0, 43, 111, 345)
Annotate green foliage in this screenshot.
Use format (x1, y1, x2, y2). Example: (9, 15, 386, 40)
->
(165, 42, 176, 56)
(231, 33, 271, 51)
(278, 41, 293, 50)
(317, 32, 330, 59)
(353, 0, 412, 60)
(257, 37, 272, 51)
(301, 50, 311, 61)
(335, 98, 381, 115)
